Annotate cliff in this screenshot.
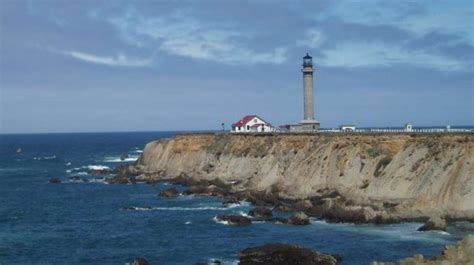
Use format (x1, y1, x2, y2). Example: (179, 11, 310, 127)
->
(132, 133, 474, 221)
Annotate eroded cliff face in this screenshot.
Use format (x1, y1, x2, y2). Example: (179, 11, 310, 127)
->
(134, 133, 474, 219)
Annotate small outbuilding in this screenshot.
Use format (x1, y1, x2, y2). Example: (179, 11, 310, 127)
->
(231, 115, 274, 133)
(339, 125, 356, 132)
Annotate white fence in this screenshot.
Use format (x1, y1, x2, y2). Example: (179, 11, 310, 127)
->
(317, 128, 472, 133)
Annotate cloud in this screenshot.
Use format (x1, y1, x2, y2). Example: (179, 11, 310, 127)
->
(298, 29, 325, 48)
(303, 1, 473, 72)
(318, 1, 473, 44)
(107, 9, 288, 65)
(62, 50, 151, 67)
(319, 41, 469, 71)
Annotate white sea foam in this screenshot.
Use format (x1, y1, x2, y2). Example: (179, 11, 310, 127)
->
(103, 156, 139, 163)
(34, 156, 57, 160)
(213, 216, 230, 225)
(88, 178, 108, 184)
(65, 162, 72, 166)
(129, 207, 152, 211)
(431, 230, 451, 236)
(87, 165, 110, 170)
(185, 221, 192, 225)
(152, 206, 229, 211)
(75, 172, 88, 176)
(238, 211, 249, 217)
(224, 203, 241, 209)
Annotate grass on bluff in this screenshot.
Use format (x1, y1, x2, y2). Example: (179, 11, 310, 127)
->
(207, 134, 230, 157)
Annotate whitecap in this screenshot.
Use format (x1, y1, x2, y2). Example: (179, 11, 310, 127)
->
(224, 203, 241, 209)
(87, 165, 110, 170)
(238, 211, 249, 217)
(152, 206, 228, 211)
(43, 156, 56, 160)
(65, 162, 72, 166)
(88, 178, 108, 184)
(185, 221, 192, 225)
(213, 216, 230, 225)
(103, 157, 139, 163)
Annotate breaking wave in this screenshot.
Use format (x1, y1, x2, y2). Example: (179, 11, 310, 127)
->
(103, 156, 139, 163)
(213, 216, 230, 225)
(33, 155, 57, 160)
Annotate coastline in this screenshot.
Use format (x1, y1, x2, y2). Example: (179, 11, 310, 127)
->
(110, 133, 474, 225)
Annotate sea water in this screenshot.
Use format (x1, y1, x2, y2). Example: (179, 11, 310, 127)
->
(0, 132, 469, 265)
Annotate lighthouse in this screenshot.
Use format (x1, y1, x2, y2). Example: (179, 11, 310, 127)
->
(299, 53, 320, 130)
(279, 53, 321, 132)
(302, 53, 315, 122)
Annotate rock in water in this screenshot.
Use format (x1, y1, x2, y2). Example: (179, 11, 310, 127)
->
(215, 215, 251, 226)
(120, 154, 129, 161)
(239, 243, 339, 265)
(249, 206, 273, 218)
(49, 177, 61, 184)
(129, 257, 149, 265)
(290, 212, 310, 225)
(159, 187, 179, 198)
(417, 216, 447, 231)
(222, 197, 241, 207)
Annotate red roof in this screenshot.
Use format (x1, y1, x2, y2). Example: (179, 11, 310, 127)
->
(232, 115, 257, 127)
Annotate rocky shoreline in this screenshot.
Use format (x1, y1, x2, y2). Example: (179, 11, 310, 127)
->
(106, 170, 459, 231)
(105, 133, 473, 264)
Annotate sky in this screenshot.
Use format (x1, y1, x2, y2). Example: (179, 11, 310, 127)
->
(0, 0, 473, 133)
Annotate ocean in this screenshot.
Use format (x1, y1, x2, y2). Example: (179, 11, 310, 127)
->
(0, 132, 469, 265)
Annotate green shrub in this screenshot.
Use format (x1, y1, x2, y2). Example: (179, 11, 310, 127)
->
(367, 148, 380, 158)
(207, 134, 230, 156)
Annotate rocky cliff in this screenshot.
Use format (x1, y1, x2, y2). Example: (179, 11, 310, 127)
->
(131, 133, 474, 222)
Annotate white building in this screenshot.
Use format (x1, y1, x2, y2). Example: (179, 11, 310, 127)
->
(231, 115, 274, 133)
(405, 123, 413, 132)
(339, 125, 356, 132)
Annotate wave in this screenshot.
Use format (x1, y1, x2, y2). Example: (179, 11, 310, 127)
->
(152, 206, 229, 211)
(123, 206, 152, 211)
(237, 211, 249, 217)
(213, 216, 230, 225)
(65, 162, 72, 166)
(88, 178, 108, 184)
(185, 221, 192, 225)
(33, 155, 57, 160)
(87, 165, 110, 170)
(103, 157, 139, 163)
(122, 205, 231, 212)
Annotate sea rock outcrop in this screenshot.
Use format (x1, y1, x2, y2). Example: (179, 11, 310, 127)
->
(130, 133, 474, 223)
(249, 206, 273, 218)
(215, 215, 251, 226)
(49, 177, 61, 184)
(417, 216, 447, 231)
(239, 243, 339, 265)
(158, 187, 179, 198)
(289, 212, 310, 225)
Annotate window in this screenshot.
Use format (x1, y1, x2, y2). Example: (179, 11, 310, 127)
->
(247, 125, 250, 130)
